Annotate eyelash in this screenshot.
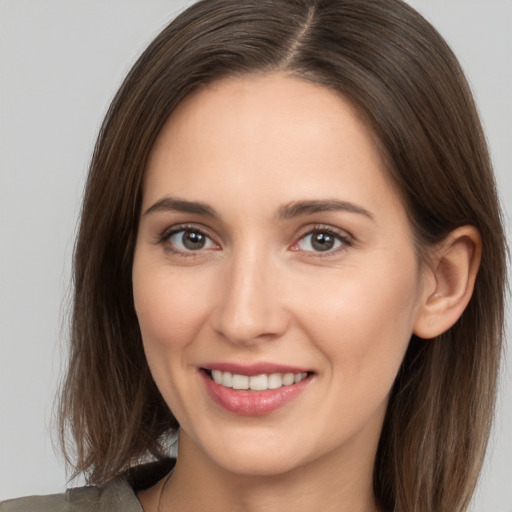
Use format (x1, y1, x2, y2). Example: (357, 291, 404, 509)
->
(293, 224, 352, 257)
(158, 223, 352, 257)
(159, 224, 217, 256)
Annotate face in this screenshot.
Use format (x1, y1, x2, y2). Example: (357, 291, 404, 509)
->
(133, 73, 426, 477)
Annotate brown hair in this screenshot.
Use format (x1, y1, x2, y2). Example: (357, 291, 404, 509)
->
(59, 1, 507, 510)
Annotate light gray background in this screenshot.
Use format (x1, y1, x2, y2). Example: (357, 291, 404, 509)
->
(0, 1, 511, 510)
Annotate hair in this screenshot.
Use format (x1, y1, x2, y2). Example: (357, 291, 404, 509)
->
(59, 1, 507, 511)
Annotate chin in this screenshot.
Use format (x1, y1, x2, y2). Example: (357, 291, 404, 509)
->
(212, 448, 305, 478)
(183, 425, 310, 477)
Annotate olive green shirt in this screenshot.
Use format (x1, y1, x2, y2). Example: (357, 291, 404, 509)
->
(0, 459, 175, 512)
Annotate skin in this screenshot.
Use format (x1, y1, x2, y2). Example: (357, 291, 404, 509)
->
(132, 73, 480, 512)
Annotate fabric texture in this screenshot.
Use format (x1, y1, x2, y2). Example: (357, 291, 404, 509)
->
(0, 459, 175, 512)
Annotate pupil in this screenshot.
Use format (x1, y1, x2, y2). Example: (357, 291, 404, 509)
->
(312, 232, 334, 251)
(183, 231, 205, 250)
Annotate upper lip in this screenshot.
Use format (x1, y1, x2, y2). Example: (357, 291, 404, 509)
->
(201, 362, 312, 376)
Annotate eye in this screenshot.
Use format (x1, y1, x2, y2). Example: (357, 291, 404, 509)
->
(163, 227, 218, 253)
(295, 228, 349, 253)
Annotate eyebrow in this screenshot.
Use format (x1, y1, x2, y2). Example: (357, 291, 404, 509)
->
(143, 196, 373, 221)
(277, 199, 374, 221)
(144, 197, 218, 218)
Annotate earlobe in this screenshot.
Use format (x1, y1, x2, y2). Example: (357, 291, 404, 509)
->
(413, 226, 482, 340)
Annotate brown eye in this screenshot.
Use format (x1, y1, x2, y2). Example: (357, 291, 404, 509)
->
(296, 229, 347, 253)
(311, 232, 336, 251)
(168, 229, 216, 252)
(182, 231, 206, 250)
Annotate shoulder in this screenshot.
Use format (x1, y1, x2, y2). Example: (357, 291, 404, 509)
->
(0, 492, 73, 512)
(0, 477, 140, 512)
(0, 458, 175, 512)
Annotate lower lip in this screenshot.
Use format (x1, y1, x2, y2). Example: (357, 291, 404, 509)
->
(201, 371, 312, 416)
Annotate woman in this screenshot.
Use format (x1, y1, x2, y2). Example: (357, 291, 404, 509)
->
(1, 0, 507, 511)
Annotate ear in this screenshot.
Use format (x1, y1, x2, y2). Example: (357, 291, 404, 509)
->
(413, 226, 482, 340)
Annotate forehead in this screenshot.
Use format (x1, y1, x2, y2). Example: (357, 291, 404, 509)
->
(143, 72, 405, 227)
(149, 73, 374, 166)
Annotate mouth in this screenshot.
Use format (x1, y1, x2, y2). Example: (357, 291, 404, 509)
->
(202, 368, 311, 391)
(200, 366, 314, 416)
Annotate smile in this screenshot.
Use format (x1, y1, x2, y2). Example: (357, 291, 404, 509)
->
(201, 366, 313, 416)
(210, 370, 309, 391)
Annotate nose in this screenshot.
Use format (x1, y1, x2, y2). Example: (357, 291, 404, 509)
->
(211, 249, 289, 345)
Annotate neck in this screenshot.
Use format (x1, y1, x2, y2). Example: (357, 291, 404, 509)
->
(160, 432, 380, 512)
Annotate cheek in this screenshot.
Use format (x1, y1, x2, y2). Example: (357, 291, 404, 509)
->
(132, 264, 212, 418)
(298, 257, 420, 388)
(132, 264, 210, 358)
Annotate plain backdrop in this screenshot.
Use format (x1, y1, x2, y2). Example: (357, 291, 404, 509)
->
(0, 1, 511, 510)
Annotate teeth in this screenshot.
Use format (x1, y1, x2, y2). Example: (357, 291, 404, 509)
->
(268, 373, 283, 389)
(282, 373, 295, 386)
(212, 369, 223, 384)
(232, 374, 249, 390)
(222, 372, 233, 388)
(209, 370, 308, 391)
(249, 374, 268, 391)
